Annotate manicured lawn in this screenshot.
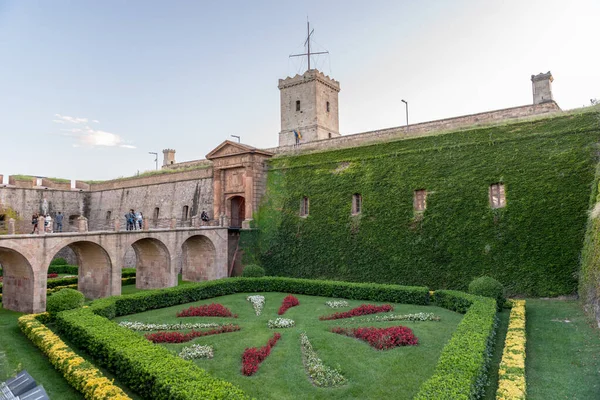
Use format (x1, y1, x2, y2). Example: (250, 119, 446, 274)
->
(526, 299, 600, 399)
(114, 292, 463, 399)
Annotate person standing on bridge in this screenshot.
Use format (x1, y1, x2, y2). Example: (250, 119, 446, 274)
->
(136, 211, 143, 230)
(31, 213, 39, 234)
(125, 209, 135, 231)
(55, 212, 64, 232)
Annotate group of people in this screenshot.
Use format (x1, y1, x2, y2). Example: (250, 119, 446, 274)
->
(31, 211, 63, 234)
(125, 209, 143, 230)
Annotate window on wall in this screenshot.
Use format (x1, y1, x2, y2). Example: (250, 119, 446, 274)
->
(326, 101, 330, 112)
(296, 100, 301, 111)
(153, 207, 160, 220)
(105, 211, 112, 220)
(300, 196, 309, 217)
(489, 183, 506, 209)
(352, 193, 362, 215)
(414, 189, 427, 212)
(182, 205, 189, 220)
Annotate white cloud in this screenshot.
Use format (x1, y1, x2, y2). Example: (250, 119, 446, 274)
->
(54, 114, 88, 124)
(53, 113, 134, 149)
(92, 119, 100, 123)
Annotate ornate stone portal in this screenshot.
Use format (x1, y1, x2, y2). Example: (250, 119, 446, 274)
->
(206, 141, 273, 229)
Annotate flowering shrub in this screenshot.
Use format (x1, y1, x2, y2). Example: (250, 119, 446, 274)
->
(343, 312, 440, 324)
(145, 324, 241, 343)
(47, 273, 59, 279)
(267, 318, 295, 329)
(496, 300, 526, 400)
(278, 295, 300, 315)
(179, 344, 214, 360)
(118, 321, 220, 331)
(246, 295, 265, 316)
(331, 326, 418, 350)
(319, 304, 393, 320)
(241, 333, 281, 376)
(325, 300, 349, 308)
(177, 303, 238, 318)
(300, 333, 346, 387)
(18, 314, 131, 399)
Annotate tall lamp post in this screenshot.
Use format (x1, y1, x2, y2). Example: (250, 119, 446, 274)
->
(148, 152, 158, 170)
(401, 99, 409, 132)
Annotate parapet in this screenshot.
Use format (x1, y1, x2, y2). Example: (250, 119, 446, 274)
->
(531, 71, 553, 83)
(278, 69, 340, 92)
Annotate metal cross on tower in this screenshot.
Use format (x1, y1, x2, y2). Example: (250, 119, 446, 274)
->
(289, 20, 329, 71)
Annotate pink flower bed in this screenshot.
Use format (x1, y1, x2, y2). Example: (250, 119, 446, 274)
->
(278, 295, 300, 315)
(319, 304, 393, 320)
(241, 333, 281, 376)
(331, 326, 418, 350)
(176, 303, 238, 318)
(145, 324, 241, 343)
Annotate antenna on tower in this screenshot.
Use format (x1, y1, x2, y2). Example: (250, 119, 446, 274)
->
(289, 18, 329, 71)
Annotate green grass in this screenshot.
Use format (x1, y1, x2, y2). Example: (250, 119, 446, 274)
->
(0, 307, 82, 399)
(526, 299, 600, 399)
(484, 309, 510, 400)
(114, 292, 463, 399)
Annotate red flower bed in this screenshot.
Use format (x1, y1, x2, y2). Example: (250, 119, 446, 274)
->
(319, 304, 393, 320)
(47, 273, 59, 279)
(145, 324, 241, 343)
(277, 295, 299, 315)
(331, 326, 418, 350)
(176, 303, 237, 318)
(241, 333, 281, 376)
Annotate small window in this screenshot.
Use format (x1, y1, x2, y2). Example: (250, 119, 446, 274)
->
(105, 211, 112, 220)
(328, 132, 332, 139)
(352, 194, 362, 215)
(414, 189, 427, 212)
(489, 183, 506, 209)
(296, 100, 301, 111)
(182, 205, 189, 220)
(153, 207, 160, 220)
(170, 161, 174, 164)
(326, 101, 330, 112)
(300, 196, 309, 217)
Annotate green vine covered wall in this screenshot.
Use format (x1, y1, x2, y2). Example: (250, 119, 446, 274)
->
(245, 111, 600, 296)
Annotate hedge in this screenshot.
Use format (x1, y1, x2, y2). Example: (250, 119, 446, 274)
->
(415, 290, 497, 399)
(18, 314, 131, 399)
(245, 111, 600, 296)
(496, 300, 526, 400)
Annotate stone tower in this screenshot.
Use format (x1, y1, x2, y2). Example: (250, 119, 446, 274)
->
(162, 149, 176, 166)
(531, 71, 554, 104)
(278, 69, 341, 147)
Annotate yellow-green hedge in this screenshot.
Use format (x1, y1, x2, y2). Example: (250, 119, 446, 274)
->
(18, 313, 131, 400)
(496, 299, 526, 399)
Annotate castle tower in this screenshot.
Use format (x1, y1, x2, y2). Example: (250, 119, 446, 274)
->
(162, 149, 176, 166)
(278, 69, 341, 146)
(531, 71, 554, 104)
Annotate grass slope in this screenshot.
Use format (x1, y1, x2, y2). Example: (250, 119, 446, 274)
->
(114, 292, 462, 400)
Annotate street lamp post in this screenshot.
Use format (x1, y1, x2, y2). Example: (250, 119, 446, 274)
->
(401, 99, 409, 133)
(148, 152, 158, 170)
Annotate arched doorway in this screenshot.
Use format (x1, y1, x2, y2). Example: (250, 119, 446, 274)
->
(181, 235, 217, 282)
(0, 247, 35, 313)
(130, 238, 173, 289)
(229, 196, 245, 228)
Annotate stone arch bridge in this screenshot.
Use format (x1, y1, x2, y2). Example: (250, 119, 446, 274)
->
(0, 227, 229, 313)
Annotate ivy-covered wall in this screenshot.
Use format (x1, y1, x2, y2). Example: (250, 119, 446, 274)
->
(245, 111, 600, 296)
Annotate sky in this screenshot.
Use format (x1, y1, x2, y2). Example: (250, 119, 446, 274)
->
(1, 0, 599, 181)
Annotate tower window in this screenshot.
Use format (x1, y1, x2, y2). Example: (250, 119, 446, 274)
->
(153, 207, 160, 220)
(296, 100, 301, 111)
(489, 183, 506, 209)
(414, 189, 427, 212)
(352, 194, 362, 215)
(105, 211, 112, 220)
(326, 101, 330, 112)
(182, 205, 189, 220)
(300, 196, 309, 217)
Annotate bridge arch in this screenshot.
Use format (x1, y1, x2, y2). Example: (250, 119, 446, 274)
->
(181, 234, 217, 282)
(129, 238, 174, 289)
(0, 247, 36, 313)
(49, 240, 113, 300)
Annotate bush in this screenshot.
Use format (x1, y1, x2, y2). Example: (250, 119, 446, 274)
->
(50, 257, 68, 266)
(468, 276, 505, 310)
(242, 264, 265, 277)
(48, 265, 78, 275)
(47, 288, 84, 315)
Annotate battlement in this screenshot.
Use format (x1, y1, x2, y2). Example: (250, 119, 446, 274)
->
(278, 69, 340, 92)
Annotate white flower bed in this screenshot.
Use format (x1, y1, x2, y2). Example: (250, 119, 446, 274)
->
(267, 318, 295, 329)
(246, 295, 265, 316)
(118, 321, 221, 331)
(343, 312, 440, 324)
(300, 333, 346, 387)
(179, 344, 214, 360)
(325, 300, 349, 308)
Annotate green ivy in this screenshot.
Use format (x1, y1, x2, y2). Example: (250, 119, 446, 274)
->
(245, 111, 600, 296)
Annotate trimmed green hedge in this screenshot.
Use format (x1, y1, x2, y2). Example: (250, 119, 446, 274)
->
(245, 111, 600, 296)
(46, 288, 84, 315)
(415, 290, 497, 399)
